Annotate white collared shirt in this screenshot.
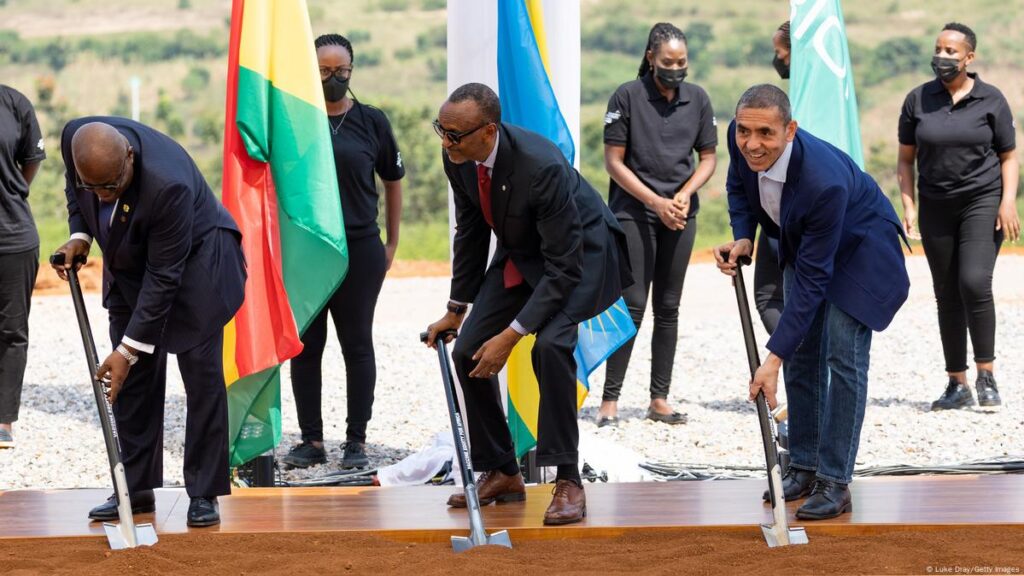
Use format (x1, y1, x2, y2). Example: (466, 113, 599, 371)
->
(757, 141, 794, 226)
(475, 130, 499, 176)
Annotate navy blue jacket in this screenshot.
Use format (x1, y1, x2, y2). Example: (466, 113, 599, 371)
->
(62, 117, 246, 354)
(726, 121, 909, 360)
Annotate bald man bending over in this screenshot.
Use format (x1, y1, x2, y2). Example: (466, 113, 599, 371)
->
(51, 118, 246, 527)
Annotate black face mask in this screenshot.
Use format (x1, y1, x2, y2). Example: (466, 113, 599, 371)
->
(322, 76, 349, 103)
(654, 66, 687, 89)
(772, 55, 790, 80)
(931, 56, 962, 83)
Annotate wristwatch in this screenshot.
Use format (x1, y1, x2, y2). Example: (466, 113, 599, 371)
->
(446, 301, 468, 315)
(116, 343, 140, 366)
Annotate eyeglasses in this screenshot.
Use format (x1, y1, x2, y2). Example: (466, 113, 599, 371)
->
(432, 119, 491, 145)
(75, 152, 130, 193)
(319, 66, 353, 81)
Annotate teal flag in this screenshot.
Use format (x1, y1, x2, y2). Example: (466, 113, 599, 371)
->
(790, 0, 864, 167)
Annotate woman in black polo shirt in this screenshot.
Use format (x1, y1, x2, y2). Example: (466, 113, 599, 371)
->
(897, 22, 1019, 412)
(0, 86, 45, 449)
(598, 22, 717, 427)
(283, 34, 404, 469)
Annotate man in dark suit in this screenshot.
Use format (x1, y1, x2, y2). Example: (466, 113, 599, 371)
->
(51, 118, 246, 527)
(715, 84, 909, 520)
(424, 83, 627, 525)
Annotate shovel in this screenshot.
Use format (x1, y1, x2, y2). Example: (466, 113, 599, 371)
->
(724, 252, 808, 548)
(420, 330, 512, 552)
(50, 253, 159, 550)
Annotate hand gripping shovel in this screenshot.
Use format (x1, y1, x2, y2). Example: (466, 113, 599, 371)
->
(420, 330, 512, 552)
(50, 253, 158, 550)
(724, 253, 808, 548)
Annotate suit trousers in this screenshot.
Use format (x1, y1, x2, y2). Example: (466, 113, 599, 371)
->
(0, 248, 38, 423)
(450, 264, 581, 470)
(108, 298, 231, 498)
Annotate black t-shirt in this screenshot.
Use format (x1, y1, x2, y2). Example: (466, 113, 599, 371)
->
(603, 73, 717, 222)
(898, 73, 1017, 200)
(0, 85, 46, 254)
(329, 101, 404, 239)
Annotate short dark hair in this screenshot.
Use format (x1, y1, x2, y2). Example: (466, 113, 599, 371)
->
(637, 22, 688, 78)
(447, 82, 502, 124)
(736, 84, 792, 125)
(941, 22, 976, 51)
(315, 33, 354, 62)
(776, 21, 791, 50)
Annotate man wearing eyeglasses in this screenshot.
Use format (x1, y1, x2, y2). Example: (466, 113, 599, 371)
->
(50, 118, 247, 528)
(423, 83, 629, 526)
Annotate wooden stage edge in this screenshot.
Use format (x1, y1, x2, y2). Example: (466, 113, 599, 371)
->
(2, 475, 1023, 542)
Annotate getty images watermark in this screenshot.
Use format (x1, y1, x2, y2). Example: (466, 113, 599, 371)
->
(926, 566, 1021, 574)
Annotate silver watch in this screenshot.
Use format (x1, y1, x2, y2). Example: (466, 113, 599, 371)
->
(116, 343, 140, 366)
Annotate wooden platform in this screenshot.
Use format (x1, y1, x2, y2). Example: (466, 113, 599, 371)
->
(2, 475, 1022, 541)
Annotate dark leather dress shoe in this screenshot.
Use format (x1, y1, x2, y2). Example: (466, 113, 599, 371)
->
(931, 378, 975, 411)
(543, 479, 586, 525)
(88, 490, 155, 521)
(762, 467, 816, 502)
(795, 479, 852, 520)
(447, 469, 526, 508)
(187, 497, 220, 527)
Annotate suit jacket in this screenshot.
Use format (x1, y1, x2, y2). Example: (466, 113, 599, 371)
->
(725, 121, 909, 360)
(445, 123, 629, 333)
(62, 117, 246, 354)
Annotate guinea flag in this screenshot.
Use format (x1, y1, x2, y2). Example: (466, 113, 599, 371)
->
(221, 0, 348, 467)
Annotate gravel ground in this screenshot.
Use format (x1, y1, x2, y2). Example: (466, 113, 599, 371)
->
(2, 255, 1022, 490)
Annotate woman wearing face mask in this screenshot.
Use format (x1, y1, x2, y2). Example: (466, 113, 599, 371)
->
(897, 22, 1019, 412)
(598, 22, 717, 427)
(282, 33, 405, 470)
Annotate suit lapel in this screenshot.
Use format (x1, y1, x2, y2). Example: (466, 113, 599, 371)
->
(779, 134, 804, 232)
(489, 124, 514, 236)
(105, 179, 139, 258)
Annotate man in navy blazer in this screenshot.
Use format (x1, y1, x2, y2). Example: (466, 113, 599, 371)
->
(424, 83, 628, 526)
(51, 118, 246, 527)
(715, 85, 909, 520)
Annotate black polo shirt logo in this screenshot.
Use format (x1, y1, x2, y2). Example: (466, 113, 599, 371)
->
(605, 110, 622, 125)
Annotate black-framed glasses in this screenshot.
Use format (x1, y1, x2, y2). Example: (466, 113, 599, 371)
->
(432, 119, 491, 145)
(75, 152, 130, 193)
(319, 66, 353, 80)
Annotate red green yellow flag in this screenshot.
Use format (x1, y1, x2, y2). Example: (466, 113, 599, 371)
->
(221, 0, 348, 467)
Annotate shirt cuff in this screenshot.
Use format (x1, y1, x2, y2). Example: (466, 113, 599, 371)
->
(70, 232, 93, 244)
(509, 320, 528, 336)
(121, 335, 155, 355)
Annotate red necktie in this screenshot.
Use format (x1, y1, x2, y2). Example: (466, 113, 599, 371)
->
(477, 163, 523, 288)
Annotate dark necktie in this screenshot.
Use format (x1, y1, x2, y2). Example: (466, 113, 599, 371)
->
(476, 163, 523, 288)
(97, 200, 116, 250)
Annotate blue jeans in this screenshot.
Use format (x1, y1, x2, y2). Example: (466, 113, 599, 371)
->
(782, 268, 872, 484)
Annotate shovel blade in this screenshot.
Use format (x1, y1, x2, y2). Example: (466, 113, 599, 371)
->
(761, 523, 809, 548)
(450, 529, 514, 552)
(103, 522, 159, 550)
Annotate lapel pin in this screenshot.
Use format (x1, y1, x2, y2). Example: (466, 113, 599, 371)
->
(501, 185, 506, 191)
(120, 216, 127, 223)
(122, 204, 130, 213)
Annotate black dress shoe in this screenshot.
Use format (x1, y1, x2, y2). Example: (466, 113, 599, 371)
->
(931, 378, 975, 411)
(762, 467, 816, 502)
(88, 490, 156, 521)
(187, 497, 220, 527)
(795, 479, 852, 520)
(976, 370, 1002, 408)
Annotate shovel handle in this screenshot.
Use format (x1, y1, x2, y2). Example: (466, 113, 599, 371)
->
(419, 329, 457, 344)
(48, 252, 88, 266)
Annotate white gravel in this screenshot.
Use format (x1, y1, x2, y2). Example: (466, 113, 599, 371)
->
(2, 255, 1022, 490)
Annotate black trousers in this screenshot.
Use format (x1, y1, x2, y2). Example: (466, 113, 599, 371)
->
(451, 264, 580, 469)
(109, 300, 231, 498)
(291, 234, 386, 444)
(754, 231, 784, 335)
(919, 191, 1003, 372)
(0, 248, 38, 423)
(602, 217, 696, 401)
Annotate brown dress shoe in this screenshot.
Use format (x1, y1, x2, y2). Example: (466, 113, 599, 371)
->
(543, 479, 586, 525)
(447, 469, 526, 508)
